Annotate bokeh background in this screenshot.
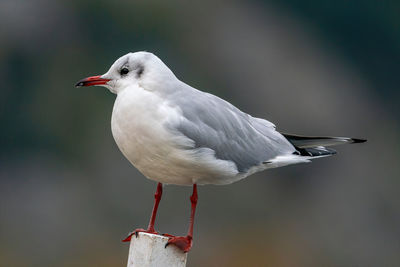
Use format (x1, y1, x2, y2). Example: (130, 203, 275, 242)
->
(1, 0, 399, 266)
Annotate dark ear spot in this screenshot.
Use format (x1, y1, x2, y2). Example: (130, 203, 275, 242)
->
(136, 65, 144, 78)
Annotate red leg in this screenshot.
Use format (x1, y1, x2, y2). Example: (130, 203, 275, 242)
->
(146, 182, 163, 233)
(165, 184, 198, 253)
(122, 182, 163, 242)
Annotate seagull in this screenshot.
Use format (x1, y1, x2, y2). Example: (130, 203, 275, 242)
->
(76, 51, 366, 252)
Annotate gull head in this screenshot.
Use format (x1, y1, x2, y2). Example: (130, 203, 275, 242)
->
(75, 51, 176, 94)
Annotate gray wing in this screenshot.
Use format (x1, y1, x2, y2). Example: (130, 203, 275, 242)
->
(165, 84, 296, 173)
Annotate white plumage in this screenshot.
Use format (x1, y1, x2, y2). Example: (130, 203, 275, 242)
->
(75, 51, 366, 252)
(77, 51, 364, 185)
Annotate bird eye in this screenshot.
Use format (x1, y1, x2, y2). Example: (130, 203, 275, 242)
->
(120, 67, 129, 75)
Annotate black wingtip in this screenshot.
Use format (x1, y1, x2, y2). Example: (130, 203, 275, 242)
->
(299, 147, 337, 157)
(351, 138, 367, 144)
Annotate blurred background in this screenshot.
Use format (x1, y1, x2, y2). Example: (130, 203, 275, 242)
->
(1, 0, 399, 266)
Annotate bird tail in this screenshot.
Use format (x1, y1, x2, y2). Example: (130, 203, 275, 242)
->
(281, 133, 366, 158)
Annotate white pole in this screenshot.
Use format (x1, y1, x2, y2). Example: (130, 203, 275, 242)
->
(127, 232, 187, 267)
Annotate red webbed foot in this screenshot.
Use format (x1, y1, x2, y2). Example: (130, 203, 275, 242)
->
(122, 228, 159, 242)
(165, 235, 193, 253)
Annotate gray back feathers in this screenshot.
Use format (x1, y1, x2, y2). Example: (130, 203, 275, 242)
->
(165, 83, 295, 172)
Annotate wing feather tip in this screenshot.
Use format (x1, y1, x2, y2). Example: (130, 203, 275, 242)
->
(351, 138, 367, 144)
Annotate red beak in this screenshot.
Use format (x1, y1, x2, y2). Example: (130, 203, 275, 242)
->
(75, 75, 110, 87)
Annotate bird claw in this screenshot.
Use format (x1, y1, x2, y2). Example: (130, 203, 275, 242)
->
(161, 233, 175, 238)
(165, 235, 193, 253)
(122, 228, 159, 242)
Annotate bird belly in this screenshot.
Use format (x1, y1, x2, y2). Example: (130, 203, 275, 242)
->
(111, 88, 239, 185)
